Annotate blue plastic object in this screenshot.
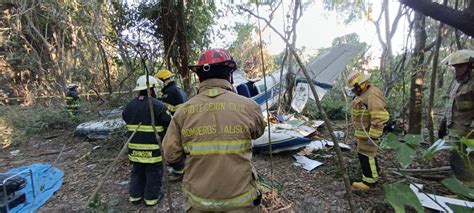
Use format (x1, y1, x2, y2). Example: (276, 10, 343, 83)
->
(6, 163, 63, 213)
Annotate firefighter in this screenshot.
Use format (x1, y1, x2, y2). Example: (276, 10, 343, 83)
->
(122, 75, 172, 206)
(346, 71, 390, 190)
(65, 83, 80, 117)
(162, 49, 266, 212)
(438, 49, 474, 187)
(155, 69, 188, 115)
(155, 69, 188, 181)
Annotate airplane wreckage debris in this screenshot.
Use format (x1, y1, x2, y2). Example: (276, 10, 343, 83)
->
(75, 44, 362, 157)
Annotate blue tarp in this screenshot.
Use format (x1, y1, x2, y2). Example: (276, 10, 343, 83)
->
(5, 163, 63, 213)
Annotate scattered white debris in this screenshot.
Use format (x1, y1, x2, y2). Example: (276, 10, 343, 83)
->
(325, 140, 352, 150)
(297, 125, 317, 136)
(291, 83, 310, 113)
(410, 184, 474, 212)
(306, 141, 325, 150)
(92, 145, 101, 150)
(305, 140, 352, 152)
(10, 150, 20, 156)
(293, 155, 323, 171)
(86, 164, 97, 170)
(311, 120, 325, 128)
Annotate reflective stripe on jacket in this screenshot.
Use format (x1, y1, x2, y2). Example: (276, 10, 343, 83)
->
(66, 90, 80, 110)
(122, 96, 171, 164)
(163, 79, 266, 211)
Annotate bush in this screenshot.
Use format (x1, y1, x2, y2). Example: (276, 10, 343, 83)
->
(301, 90, 349, 120)
(0, 105, 94, 146)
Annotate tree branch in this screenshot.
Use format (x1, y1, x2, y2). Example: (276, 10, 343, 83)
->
(399, 0, 474, 37)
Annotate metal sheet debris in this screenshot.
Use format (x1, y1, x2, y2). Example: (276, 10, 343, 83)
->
(293, 155, 323, 171)
(305, 140, 352, 151)
(291, 83, 310, 113)
(409, 184, 474, 212)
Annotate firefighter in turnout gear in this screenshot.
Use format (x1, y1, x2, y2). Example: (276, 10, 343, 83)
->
(155, 69, 188, 181)
(65, 84, 80, 117)
(439, 49, 474, 187)
(163, 49, 266, 212)
(122, 75, 171, 206)
(346, 71, 390, 190)
(155, 69, 188, 115)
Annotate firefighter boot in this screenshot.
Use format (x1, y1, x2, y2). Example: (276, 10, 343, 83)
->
(129, 197, 142, 205)
(351, 181, 375, 190)
(145, 194, 162, 207)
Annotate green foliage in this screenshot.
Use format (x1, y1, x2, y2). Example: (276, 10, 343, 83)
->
(88, 193, 109, 211)
(301, 90, 348, 120)
(423, 138, 452, 160)
(384, 183, 424, 213)
(321, 0, 372, 24)
(446, 204, 473, 213)
(441, 178, 474, 200)
(227, 22, 277, 78)
(139, 0, 216, 62)
(1, 0, 118, 102)
(381, 133, 422, 168)
(0, 104, 96, 146)
(0, 106, 74, 135)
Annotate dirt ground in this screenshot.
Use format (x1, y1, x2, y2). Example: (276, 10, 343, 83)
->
(0, 123, 452, 212)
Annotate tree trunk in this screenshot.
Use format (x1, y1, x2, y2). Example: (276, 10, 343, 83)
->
(160, 0, 173, 70)
(399, 0, 474, 37)
(283, 0, 300, 111)
(177, 0, 190, 94)
(408, 12, 426, 134)
(428, 0, 447, 144)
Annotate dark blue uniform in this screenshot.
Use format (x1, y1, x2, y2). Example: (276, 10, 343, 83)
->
(122, 95, 171, 205)
(65, 89, 80, 117)
(161, 81, 187, 115)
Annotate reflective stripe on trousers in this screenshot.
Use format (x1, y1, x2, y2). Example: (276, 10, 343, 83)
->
(359, 153, 379, 184)
(183, 187, 258, 210)
(128, 143, 162, 163)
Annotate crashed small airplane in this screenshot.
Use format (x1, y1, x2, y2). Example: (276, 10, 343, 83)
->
(75, 44, 363, 153)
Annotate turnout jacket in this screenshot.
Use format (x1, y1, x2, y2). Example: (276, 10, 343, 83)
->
(122, 96, 171, 164)
(66, 89, 80, 112)
(351, 85, 390, 156)
(163, 79, 266, 211)
(161, 81, 188, 114)
(445, 71, 474, 144)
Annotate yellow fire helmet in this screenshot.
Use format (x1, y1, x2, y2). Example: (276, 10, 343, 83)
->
(345, 71, 371, 90)
(441, 49, 474, 66)
(155, 69, 175, 80)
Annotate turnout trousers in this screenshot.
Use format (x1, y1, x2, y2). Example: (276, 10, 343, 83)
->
(129, 162, 163, 204)
(358, 153, 380, 185)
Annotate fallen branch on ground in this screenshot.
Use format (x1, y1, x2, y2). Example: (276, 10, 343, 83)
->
(387, 166, 450, 173)
(83, 123, 141, 209)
